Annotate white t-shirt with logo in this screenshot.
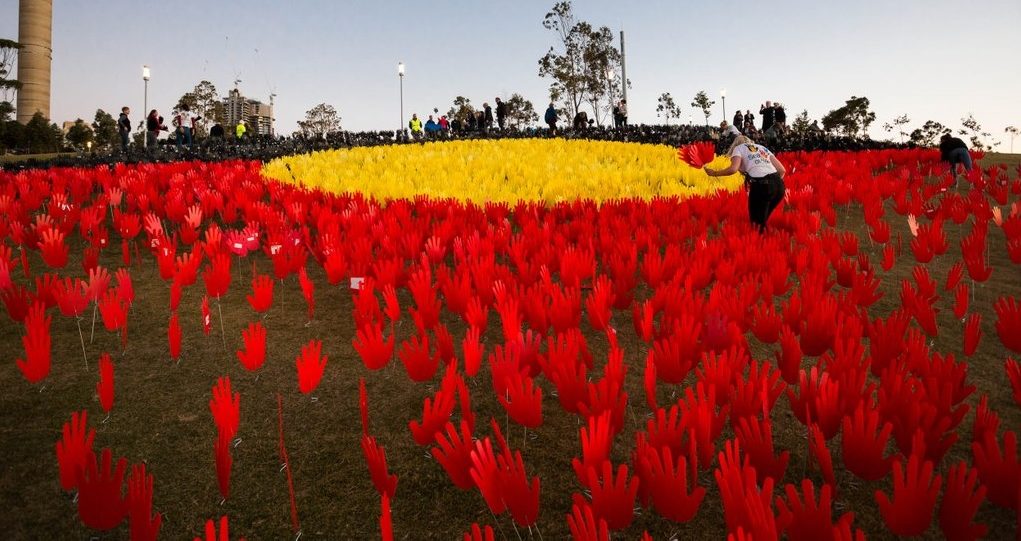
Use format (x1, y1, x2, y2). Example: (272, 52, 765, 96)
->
(730, 143, 777, 178)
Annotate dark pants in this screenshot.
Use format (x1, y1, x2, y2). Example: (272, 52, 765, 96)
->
(119, 131, 129, 151)
(947, 147, 972, 175)
(747, 173, 785, 232)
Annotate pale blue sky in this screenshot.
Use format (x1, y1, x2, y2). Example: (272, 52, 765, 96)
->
(3, 0, 1019, 146)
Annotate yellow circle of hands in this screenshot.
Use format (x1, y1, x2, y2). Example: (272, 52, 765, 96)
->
(262, 139, 743, 204)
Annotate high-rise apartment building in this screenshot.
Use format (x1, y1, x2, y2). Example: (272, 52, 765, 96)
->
(223, 88, 274, 136)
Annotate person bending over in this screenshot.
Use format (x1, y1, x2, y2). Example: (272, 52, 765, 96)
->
(704, 135, 787, 232)
(939, 133, 972, 176)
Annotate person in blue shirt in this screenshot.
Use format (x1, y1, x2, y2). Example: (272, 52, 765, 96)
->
(424, 115, 441, 138)
(544, 103, 558, 135)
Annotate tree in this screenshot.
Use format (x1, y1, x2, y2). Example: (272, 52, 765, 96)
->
(91, 109, 118, 150)
(0, 100, 20, 153)
(882, 114, 910, 143)
(298, 103, 341, 138)
(504, 93, 538, 129)
(908, 120, 949, 147)
(446, 96, 476, 127)
(656, 92, 681, 125)
(0, 39, 19, 104)
(1006, 125, 1019, 154)
(175, 80, 224, 136)
(959, 114, 996, 151)
(23, 112, 63, 153)
(691, 91, 715, 126)
(65, 118, 94, 150)
(579, 24, 621, 126)
(791, 110, 811, 135)
(538, 1, 621, 126)
(820, 96, 875, 138)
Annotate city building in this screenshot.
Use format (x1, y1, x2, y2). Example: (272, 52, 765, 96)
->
(223, 88, 274, 136)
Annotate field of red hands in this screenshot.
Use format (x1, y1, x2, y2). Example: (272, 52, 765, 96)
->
(1, 148, 1020, 539)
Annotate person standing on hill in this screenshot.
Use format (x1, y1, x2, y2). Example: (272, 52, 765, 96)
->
(117, 107, 131, 152)
(733, 110, 743, 131)
(545, 103, 558, 135)
(495, 97, 507, 130)
(235, 119, 247, 141)
(774, 103, 787, 132)
(408, 114, 423, 140)
(744, 110, 755, 133)
(146, 109, 167, 149)
(703, 135, 787, 232)
(483, 103, 494, 132)
(760, 101, 775, 132)
(619, 99, 628, 127)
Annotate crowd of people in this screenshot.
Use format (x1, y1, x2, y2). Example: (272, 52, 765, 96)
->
(3, 116, 912, 172)
(719, 101, 801, 142)
(112, 104, 252, 154)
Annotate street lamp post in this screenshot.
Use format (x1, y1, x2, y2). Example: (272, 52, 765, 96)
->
(720, 88, 727, 122)
(606, 67, 616, 127)
(397, 62, 405, 135)
(142, 65, 151, 149)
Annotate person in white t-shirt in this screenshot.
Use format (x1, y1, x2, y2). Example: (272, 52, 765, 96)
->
(173, 104, 201, 150)
(704, 135, 787, 232)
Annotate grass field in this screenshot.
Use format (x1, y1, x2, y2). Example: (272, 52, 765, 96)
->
(0, 151, 1019, 540)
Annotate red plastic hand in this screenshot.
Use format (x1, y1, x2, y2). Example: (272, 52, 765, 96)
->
(209, 376, 240, 439)
(236, 322, 266, 372)
(354, 322, 395, 370)
(127, 463, 163, 541)
(408, 387, 455, 446)
(939, 461, 988, 541)
(55, 409, 95, 492)
(875, 452, 942, 536)
(361, 434, 398, 499)
(77, 448, 129, 531)
(97, 353, 114, 413)
(295, 339, 327, 394)
(245, 274, 273, 313)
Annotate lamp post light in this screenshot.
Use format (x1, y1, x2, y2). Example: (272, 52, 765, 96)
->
(398, 62, 405, 135)
(606, 67, 616, 127)
(142, 65, 151, 149)
(720, 88, 727, 122)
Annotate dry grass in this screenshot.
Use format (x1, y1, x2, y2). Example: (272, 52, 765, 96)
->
(0, 154, 1019, 540)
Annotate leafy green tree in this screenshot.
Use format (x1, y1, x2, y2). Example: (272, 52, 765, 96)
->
(91, 109, 119, 150)
(0, 100, 21, 152)
(656, 92, 681, 125)
(504, 93, 538, 129)
(908, 120, 949, 147)
(298, 103, 341, 138)
(821, 96, 876, 138)
(883, 114, 910, 142)
(959, 114, 996, 151)
(0, 39, 19, 104)
(690, 91, 715, 126)
(446, 96, 475, 126)
(23, 112, 63, 153)
(539, 1, 621, 125)
(66, 118, 95, 150)
(790, 110, 811, 135)
(175, 80, 224, 136)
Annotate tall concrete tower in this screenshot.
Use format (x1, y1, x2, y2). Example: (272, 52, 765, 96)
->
(16, 0, 53, 124)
